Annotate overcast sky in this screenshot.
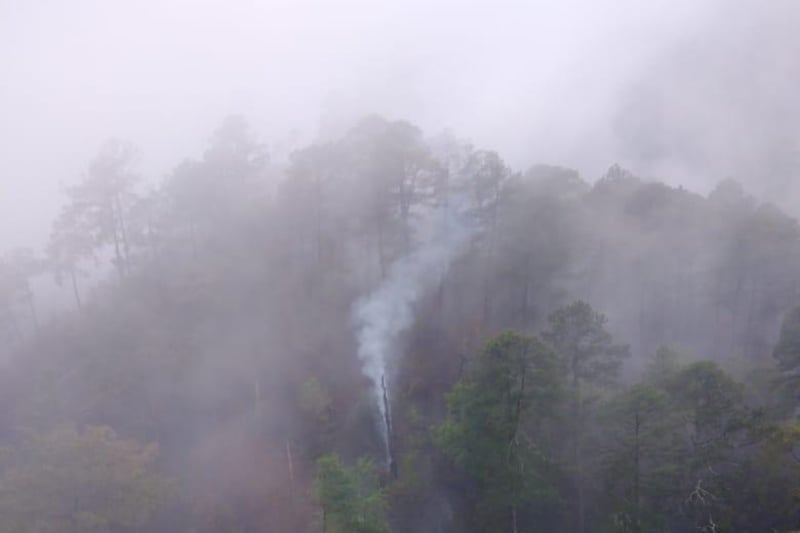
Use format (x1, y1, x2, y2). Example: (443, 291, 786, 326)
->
(2, 0, 799, 251)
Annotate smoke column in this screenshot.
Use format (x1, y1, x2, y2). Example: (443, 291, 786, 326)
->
(381, 374, 396, 478)
(353, 198, 473, 467)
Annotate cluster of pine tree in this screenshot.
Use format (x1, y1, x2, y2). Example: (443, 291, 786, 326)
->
(1, 115, 800, 532)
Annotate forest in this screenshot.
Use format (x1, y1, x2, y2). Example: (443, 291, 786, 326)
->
(2, 114, 800, 532)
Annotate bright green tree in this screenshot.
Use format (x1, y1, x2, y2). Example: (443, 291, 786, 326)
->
(599, 383, 683, 532)
(434, 331, 562, 532)
(719, 420, 800, 531)
(314, 454, 389, 533)
(660, 361, 753, 531)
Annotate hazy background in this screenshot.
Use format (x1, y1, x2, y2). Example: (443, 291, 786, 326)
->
(2, 0, 799, 251)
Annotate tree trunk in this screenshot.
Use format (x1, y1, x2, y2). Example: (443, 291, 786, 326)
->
(508, 349, 527, 533)
(481, 186, 500, 327)
(511, 505, 518, 533)
(314, 174, 324, 267)
(286, 439, 297, 525)
(520, 254, 531, 325)
(253, 375, 262, 426)
(70, 266, 82, 312)
(111, 225, 125, 280)
(634, 408, 641, 532)
(574, 372, 586, 533)
(114, 191, 131, 273)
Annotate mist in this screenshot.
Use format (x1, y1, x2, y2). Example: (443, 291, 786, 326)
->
(4, 0, 799, 252)
(3, 1, 800, 532)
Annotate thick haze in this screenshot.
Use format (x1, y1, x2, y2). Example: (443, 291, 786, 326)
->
(2, 0, 799, 250)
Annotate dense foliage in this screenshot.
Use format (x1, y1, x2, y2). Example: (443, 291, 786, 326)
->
(2, 115, 800, 531)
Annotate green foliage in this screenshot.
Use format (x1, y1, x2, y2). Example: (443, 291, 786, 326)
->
(56, 139, 140, 278)
(434, 331, 561, 530)
(300, 377, 333, 422)
(646, 361, 761, 531)
(0, 425, 174, 533)
(544, 301, 629, 531)
(775, 307, 800, 371)
(314, 454, 389, 533)
(774, 307, 800, 413)
(7, 115, 800, 532)
(545, 301, 630, 387)
(598, 360, 785, 533)
(644, 345, 686, 385)
(298, 377, 335, 459)
(599, 384, 683, 532)
(666, 361, 748, 453)
(725, 420, 800, 531)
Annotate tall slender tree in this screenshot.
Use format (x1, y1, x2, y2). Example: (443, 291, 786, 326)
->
(55, 139, 140, 279)
(544, 301, 629, 533)
(435, 331, 562, 532)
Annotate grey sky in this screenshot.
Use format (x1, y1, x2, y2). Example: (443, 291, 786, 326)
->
(2, 0, 798, 251)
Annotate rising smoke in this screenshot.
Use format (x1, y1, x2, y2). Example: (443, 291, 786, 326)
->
(352, 197, 475, 467)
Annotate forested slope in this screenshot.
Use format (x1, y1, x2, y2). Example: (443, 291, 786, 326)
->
(1, 115, 800, 532)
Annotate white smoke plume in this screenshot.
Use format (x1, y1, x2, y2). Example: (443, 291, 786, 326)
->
(353, 198, 474, 466)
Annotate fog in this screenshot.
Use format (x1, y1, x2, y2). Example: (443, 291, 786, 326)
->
(3, 2, 800, 532)
(4, 0, 798, 251)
